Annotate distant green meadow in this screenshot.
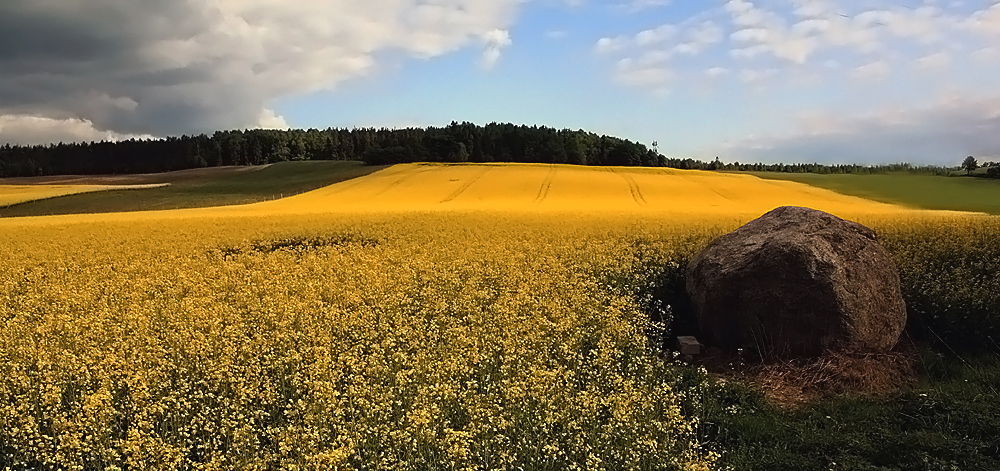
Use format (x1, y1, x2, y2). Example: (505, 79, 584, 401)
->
(0, 161, 382, 217)
(748, 171, 1000, 215)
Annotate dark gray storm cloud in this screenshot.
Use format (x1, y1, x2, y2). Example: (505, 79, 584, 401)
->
(0, 0, 519, 144)
(0, 0, 242, 137)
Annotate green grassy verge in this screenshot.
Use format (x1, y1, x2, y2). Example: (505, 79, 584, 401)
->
(745, 172, 1000, 215)
(0, 161, 384, 217)
(689, 353, 1000, 471)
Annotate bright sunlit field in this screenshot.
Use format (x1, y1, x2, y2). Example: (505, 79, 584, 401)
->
(1, 163, 994, 469)
(265, 162, 917, 215)
(0, 184, 168, 208)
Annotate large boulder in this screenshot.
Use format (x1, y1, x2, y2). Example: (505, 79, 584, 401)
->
(685, 206, 906, 358)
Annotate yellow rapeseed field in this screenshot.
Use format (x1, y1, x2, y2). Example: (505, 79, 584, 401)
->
(263, 163, 914, 216)
(0, 184, 169, 208)
(0, 163, 987, 469)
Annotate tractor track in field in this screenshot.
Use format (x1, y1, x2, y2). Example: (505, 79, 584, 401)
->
(612, 168, 647, 205)
(371, 166, 433, 197)
(534, 165, 556, 203)
(439, 167, 492, 203)
(318, 166, 403, 196)
(669, 169, 735, 203)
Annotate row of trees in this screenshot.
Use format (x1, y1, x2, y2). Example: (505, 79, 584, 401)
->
(0, 121, 962, 178)
(0, 123, 662, 178)
(962, 156, 1000, 178)
(667, 157, 952, 175)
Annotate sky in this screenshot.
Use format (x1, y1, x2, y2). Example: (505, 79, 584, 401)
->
(1, 0, 999, 166)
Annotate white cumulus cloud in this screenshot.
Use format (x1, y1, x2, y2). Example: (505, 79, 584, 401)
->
(0, 113, 154, 146)
(850, 60, 890, 81)
(717, 94, 1000, 165)
(481, 29, 513, 69)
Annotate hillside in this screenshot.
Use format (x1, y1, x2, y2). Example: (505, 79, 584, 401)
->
(0, 161, 382, 217)
(265, 163, 920, 217)
(7, 162, 996, 220)
(1, 162, 953, 222)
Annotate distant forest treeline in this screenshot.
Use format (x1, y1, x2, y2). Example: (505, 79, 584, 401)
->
(0, 121, 956, 177)
(978, 161, 1000, 179)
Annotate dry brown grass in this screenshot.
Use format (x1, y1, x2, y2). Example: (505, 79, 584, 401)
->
(744, 350, 917, 408)
(697, 343, 919, 409)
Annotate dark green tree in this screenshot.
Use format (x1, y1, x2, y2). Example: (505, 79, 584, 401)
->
(963, 155, 978, 175)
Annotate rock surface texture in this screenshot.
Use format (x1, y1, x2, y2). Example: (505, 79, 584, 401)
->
(685, 206, 906, 357)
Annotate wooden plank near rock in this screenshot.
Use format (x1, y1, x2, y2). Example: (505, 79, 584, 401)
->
(676, 336, 702, 355)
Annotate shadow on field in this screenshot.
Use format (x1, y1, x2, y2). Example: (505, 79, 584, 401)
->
(0, 161, 386, 217)
(212, 233, 381, 259)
